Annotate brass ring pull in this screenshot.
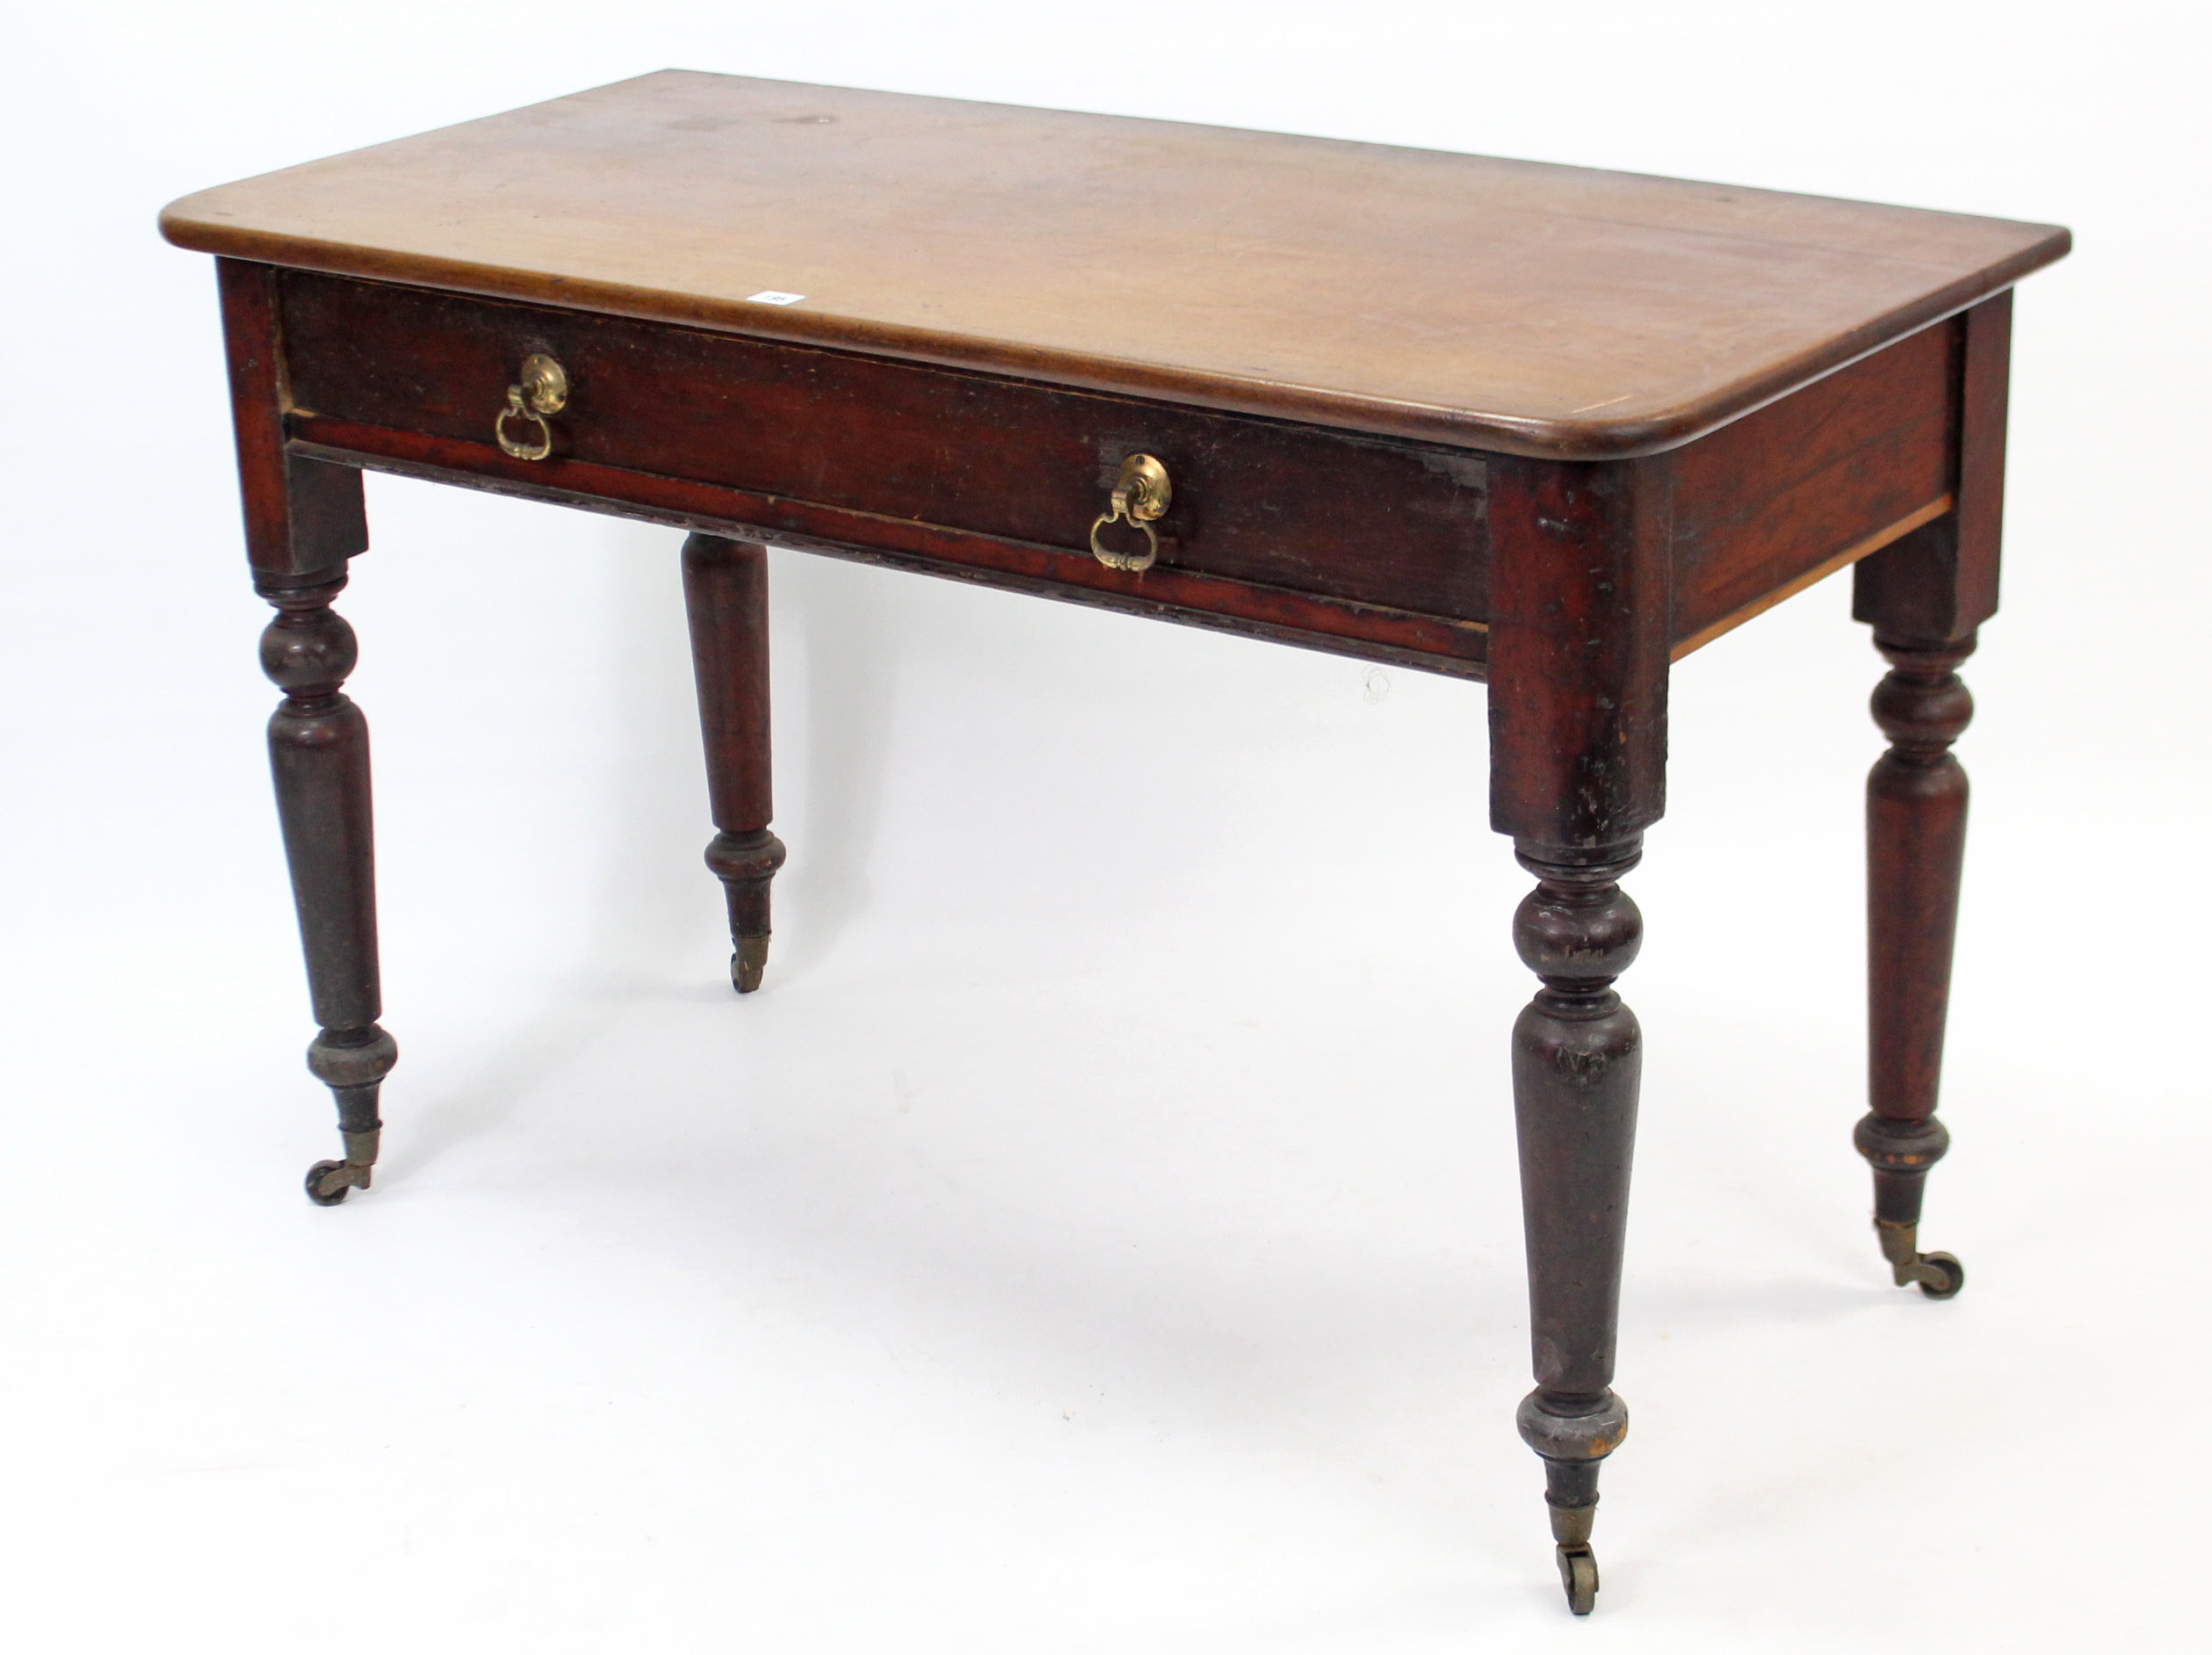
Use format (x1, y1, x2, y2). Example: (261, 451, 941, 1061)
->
(495, 389, 553, 460)
(495, 352, 568, 461)
(1089, 452, 1172, 572)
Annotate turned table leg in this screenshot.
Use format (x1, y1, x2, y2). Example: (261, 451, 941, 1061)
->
(682, 533, 786, 993)
(1847, 290, 2011, 1295)
(215, 258, 393, 1203)
(1511, 838, 1643, 1615)
(260, 566, 396, 1204)
(1486, 452, 1672, 1613)
(1854, 636, 1974, 1297)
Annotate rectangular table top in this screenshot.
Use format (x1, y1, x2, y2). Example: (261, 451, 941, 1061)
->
(161, 70, 2066, 459)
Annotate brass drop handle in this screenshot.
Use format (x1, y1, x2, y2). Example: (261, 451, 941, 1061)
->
(495, 353, 569, 460)
(1089, 453, 1172, 572)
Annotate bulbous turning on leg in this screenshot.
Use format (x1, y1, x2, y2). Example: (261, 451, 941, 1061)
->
(1510, 840, 1645, 1615)
(259, 567, 397, 1205)
(1860, 637, 1974, 1291)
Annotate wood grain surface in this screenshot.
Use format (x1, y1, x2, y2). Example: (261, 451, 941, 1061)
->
(163, 71, 2067, 459)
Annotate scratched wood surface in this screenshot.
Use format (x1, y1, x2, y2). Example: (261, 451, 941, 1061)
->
(162, 70, 2066, 459)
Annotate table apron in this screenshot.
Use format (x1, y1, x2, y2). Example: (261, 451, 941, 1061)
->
(287, 424, 1489, 679)
(276, 271, 1493, 628)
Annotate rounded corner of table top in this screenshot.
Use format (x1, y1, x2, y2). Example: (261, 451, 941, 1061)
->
(156, 195, 218, 253)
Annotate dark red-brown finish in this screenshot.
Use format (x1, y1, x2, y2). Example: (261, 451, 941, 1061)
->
(1853, 293, 2011, 645)
(1486, 457, 1673, 849)
(286, 419, 1487, 679)
(221, 256, 393, 1197)
(1855, 639, 1974, 1224)
(218, 261, 368, 577)
(1485, 446, 1670, 1590)
(1484, 447, 1673, 1614)
(1508, 837, 1644, 1597)
(278, 271, 1493, 620)
(683, 534, 786, 993)
(1672, 319, 1954, 648)
(259, 567, 379, 1029)
(1847, 290, 2011, 1237)
(257, 563, 396, 1198)
(175, 83, 2064, 1603)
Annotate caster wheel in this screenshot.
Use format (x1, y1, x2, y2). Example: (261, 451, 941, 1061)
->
(306, 1160, 351, 1206)
(1557, 1543, 1599, 1615)
(1915, 1250, 1964, 1300)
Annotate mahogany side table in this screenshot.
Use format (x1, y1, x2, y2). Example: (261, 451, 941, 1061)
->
(161, 72, 2069, 1614)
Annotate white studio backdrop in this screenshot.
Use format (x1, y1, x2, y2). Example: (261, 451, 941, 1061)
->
(2, 4, 2206, 1651)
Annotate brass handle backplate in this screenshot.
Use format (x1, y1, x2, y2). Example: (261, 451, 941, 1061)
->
(495, 352, 568, 460)
(1089, 453, 1172, 572)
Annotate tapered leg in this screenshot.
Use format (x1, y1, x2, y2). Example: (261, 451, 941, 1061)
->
(1510, 837, 1643, 1615)
(682, 533, 786, 992)
(1485, 452, 1670, 1614)
(259, 566, 397, 1204)
(1854, 635, 1973, 1297)
(1847, 292, 2013, 1294)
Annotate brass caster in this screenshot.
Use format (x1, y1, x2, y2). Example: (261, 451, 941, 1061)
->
(306, 1159, 371, 1206)
(732, 934, 770, 994)
(1557, 1543, 1599, 1615)
(1877, 1221, 1964, 1298)
(1900, 1249, 1964, 1298)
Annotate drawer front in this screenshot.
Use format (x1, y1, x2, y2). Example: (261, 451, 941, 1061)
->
(278, 273, 1489, 624)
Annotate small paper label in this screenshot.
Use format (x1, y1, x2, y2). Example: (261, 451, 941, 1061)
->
(747, 291, 806, 306)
